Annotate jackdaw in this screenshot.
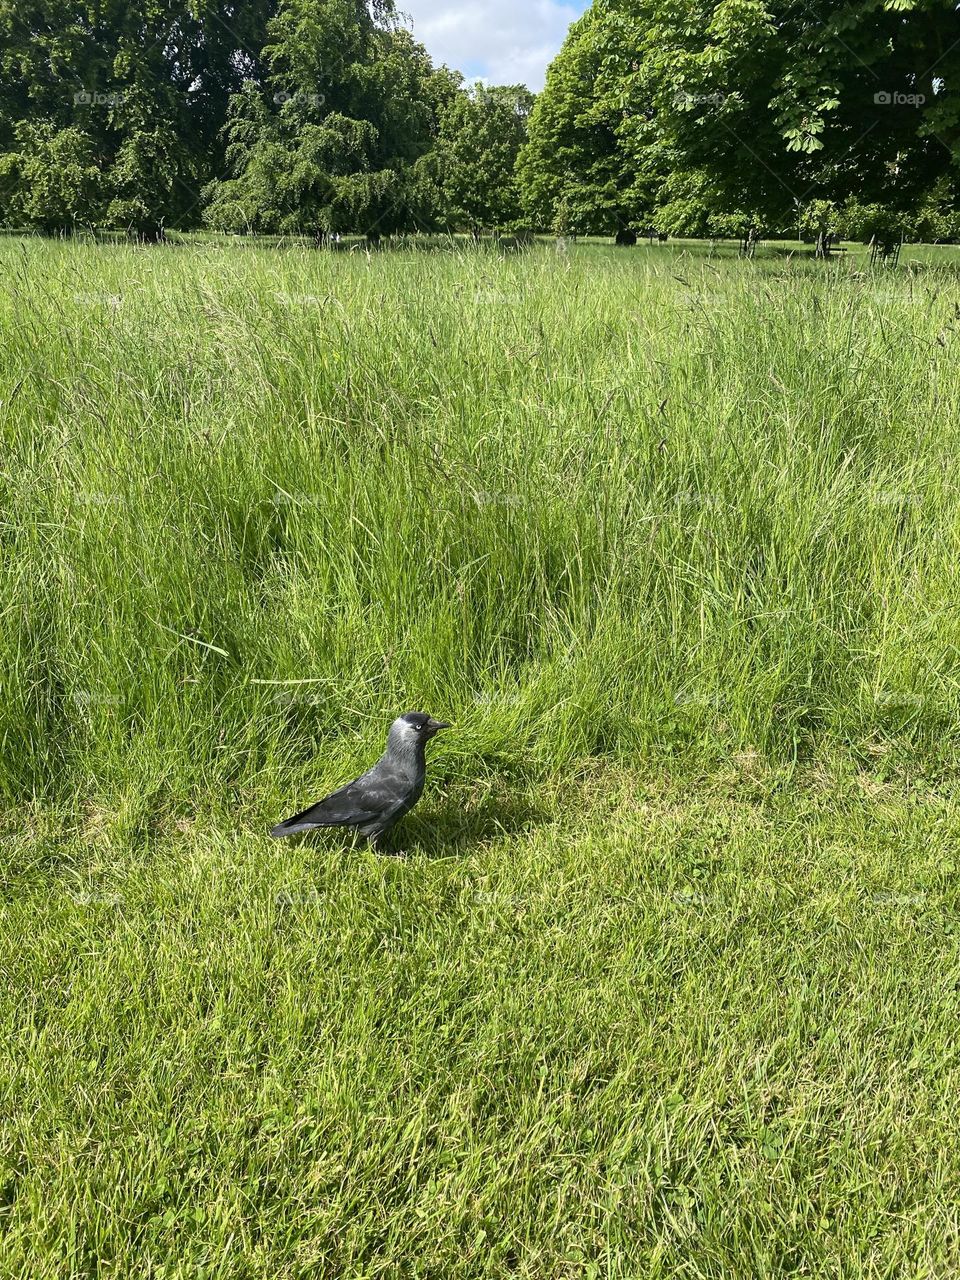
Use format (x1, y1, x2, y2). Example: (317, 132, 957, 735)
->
(270, 711, 451, 850)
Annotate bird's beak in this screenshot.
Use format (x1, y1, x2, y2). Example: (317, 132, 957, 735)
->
(426, 718, 452, 735)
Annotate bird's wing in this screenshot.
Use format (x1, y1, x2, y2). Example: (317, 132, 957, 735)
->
(270, 766, 407, 837)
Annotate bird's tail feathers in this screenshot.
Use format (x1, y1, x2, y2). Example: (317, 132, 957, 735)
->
(270, 818, 315, 838)
(270, 814, 342, 838)
(269, 801, 363, 837)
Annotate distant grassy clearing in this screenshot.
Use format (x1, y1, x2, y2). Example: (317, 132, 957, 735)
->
(3, 238, 960, 1273)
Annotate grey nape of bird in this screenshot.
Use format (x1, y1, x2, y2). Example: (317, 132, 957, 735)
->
(270, 711, 452, 851)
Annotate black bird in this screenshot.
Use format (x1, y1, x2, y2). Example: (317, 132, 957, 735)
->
(270, 711, 451, 851)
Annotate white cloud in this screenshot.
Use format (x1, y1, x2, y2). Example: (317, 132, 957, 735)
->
(399, 0, 586, 91)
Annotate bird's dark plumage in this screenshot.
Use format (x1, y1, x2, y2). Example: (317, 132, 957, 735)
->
(270, 711, 451, 849)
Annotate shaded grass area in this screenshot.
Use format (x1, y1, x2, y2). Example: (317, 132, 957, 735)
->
(2, 763, 960, 1277)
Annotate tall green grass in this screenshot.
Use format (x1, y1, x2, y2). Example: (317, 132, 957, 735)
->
(2, 237, 960, 824)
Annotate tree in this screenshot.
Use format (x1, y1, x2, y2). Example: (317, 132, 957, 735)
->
(525, 0, 959, 244)
(0, 122, 104, 232)
(517, 3, 647, 238)
(615, 0, 960, 236)
(434, 83, 534, 233)
(204, 1, 450, 239)
(801, 198, 841, 257)
(0, 0, 278, 235)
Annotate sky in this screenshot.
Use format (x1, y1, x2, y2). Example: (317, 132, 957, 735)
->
(399, 1, 590, 91)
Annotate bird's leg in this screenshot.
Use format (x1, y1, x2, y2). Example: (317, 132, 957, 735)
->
(367, 831, 406, 858)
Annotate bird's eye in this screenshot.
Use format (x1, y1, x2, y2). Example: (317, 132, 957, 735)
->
(414, 723, 424, 732)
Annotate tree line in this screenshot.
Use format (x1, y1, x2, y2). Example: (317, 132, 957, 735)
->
(0, 0, 532, 239)
(521, 0, 960, 248)
(1, 0, 957, 244)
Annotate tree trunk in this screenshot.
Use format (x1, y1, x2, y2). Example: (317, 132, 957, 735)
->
(739, 224, 759, 258)
(129, 223, 166, 244)
(870, 235, 902, 267)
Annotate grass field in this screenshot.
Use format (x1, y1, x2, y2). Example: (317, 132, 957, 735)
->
(3, 235, 960, 1275)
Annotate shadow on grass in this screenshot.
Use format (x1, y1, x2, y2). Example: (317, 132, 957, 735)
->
(400, 787, 551, 858)
(282, 786, 550, 859)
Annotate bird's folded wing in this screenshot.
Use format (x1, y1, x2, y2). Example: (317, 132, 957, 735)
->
(270, 775, 396, 836)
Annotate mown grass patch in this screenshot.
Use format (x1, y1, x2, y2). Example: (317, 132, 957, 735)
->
(3, 763, 960, 1276)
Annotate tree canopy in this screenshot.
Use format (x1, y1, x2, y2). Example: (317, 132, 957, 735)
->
(434, 83, 535, 233)
(0, 0, 957, 242)
(518, 6, 644, 237)
(0, 0, 530, 237)
(524, 0, 960, 242)
(0, 0, 278, 235)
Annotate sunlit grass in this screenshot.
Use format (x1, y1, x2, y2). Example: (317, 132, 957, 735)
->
(2, 236, 960, 1274)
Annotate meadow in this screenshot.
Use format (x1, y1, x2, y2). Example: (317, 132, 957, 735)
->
(3, 234, 960, 1275)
